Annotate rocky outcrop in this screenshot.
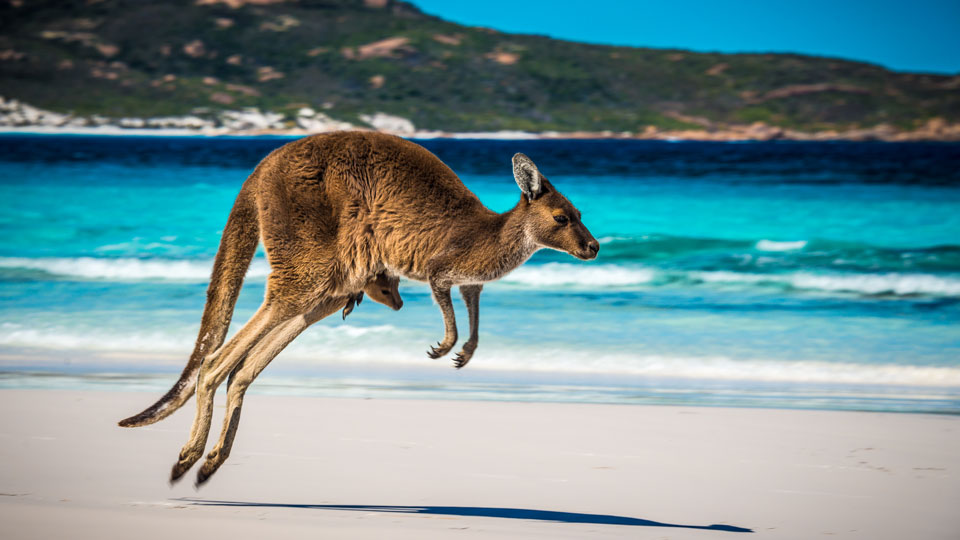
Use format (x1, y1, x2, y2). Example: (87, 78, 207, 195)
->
(485, 51, 519, 65)
(2, 96, 958, 141)
(0, 97, 84, 128)
(195, 0, 289, 8)
(295, 107, 355, 133)
(751, 83, 870, 103)
(217, 108, 285, 131)
(0, 96, 372, 135)
(359, 112, 415, 134)
(342, 37, 412, 60)
(633, 119, 960, 142)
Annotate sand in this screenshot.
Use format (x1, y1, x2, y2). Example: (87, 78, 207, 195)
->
(1, 389, 958, 539)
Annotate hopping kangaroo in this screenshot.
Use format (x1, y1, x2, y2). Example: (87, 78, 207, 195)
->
(119, 131, 598, 485)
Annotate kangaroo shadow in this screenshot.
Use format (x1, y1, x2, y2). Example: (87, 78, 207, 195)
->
(177, 498, 752, 533)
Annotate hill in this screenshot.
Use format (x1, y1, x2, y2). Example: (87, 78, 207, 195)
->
(1, 0, 959, 135)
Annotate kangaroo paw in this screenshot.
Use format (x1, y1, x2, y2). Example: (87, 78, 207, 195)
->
(427, 341, 453, 359)
(342, 297, 356, 320)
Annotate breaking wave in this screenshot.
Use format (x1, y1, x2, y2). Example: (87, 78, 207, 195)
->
(503, 263, 656, 287)
(0, 256, 269, 282)
(690, 270, 960, 297)
(2, 323, 958, 387)
(3, 255, 959, 298)
(505, 263, 960, 297)
(756, 239, 808, 251)
(559, 235, 960, 273)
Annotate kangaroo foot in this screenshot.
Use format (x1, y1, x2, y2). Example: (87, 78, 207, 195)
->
(427, 340, 455, 359)
(196, 452, 224, 487)
(453, 341, 477, 369)
(170, 459, 195, 484)
(170, 447, 203, 483)
(453, 351, 471, 369)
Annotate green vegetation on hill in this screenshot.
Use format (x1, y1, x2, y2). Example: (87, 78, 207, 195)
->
(1, 0, 958, 132)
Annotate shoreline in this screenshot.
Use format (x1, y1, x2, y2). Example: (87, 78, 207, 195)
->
(2, 357, 958, 415)
(1, 389, 958, 539)
(3, 123, 960, 142)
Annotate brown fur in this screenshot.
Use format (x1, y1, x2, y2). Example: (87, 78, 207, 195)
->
(118, 131, 598, 485)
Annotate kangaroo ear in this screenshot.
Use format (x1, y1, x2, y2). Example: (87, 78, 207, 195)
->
(512, 153, 543, 199)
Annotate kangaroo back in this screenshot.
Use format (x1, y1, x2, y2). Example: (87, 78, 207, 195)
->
(118, 185, 260, 427)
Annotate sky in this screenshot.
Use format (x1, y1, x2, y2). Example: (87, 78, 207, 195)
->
(409, 0, 960, 75)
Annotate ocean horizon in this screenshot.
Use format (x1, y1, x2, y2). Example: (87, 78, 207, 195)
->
(1, 134, 958, 413)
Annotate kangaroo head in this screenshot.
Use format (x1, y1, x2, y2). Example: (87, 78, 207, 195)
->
(513, 153, 599, 261)
(362, 272, 403, 310)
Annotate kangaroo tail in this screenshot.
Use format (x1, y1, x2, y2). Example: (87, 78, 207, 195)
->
(119, 187, 259, 427)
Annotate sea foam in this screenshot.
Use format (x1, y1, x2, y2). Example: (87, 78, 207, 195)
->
(502, 263, 656, 287)
(756, 239, 808, 251)
(4, 256, 959, 298)
(0, 256, 270, 281)
(2, 321, 958, 387)
(476, 351, 960, 387)
(693, 270, 960, 297)
(0, 322, 399, 354)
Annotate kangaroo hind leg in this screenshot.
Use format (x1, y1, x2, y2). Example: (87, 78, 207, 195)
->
(170, 299, 291, 483)
(196, 295, 347, 485)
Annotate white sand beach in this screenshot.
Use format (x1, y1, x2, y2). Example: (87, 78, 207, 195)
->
(1, 389, 958, 539)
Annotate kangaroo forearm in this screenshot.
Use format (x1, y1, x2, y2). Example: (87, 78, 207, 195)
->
(460, 284, 481, 342)
(453, 284, 482, 369)
(433, 285, 457, 343)
(427, 281, 458, 359)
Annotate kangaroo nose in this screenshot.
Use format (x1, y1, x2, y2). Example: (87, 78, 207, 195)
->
(587, 240, 599, 254)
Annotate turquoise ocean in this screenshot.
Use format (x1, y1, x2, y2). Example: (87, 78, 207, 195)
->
(1, 135, 959, 413)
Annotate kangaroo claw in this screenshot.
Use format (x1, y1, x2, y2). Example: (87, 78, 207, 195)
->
(453, 351, 472, 369)
(342, 293, 361, 320)
(427, 342, 451, 359)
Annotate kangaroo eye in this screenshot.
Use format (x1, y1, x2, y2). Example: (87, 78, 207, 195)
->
(554, 215, 568, 225)
(382, 289, 391, 295)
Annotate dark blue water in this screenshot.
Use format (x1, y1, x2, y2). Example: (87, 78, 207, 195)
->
(1, 135, 959, 412)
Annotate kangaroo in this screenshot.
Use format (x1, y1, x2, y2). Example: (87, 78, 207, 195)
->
(342, 271, 403, 319)
(118, 131, 598, 485)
